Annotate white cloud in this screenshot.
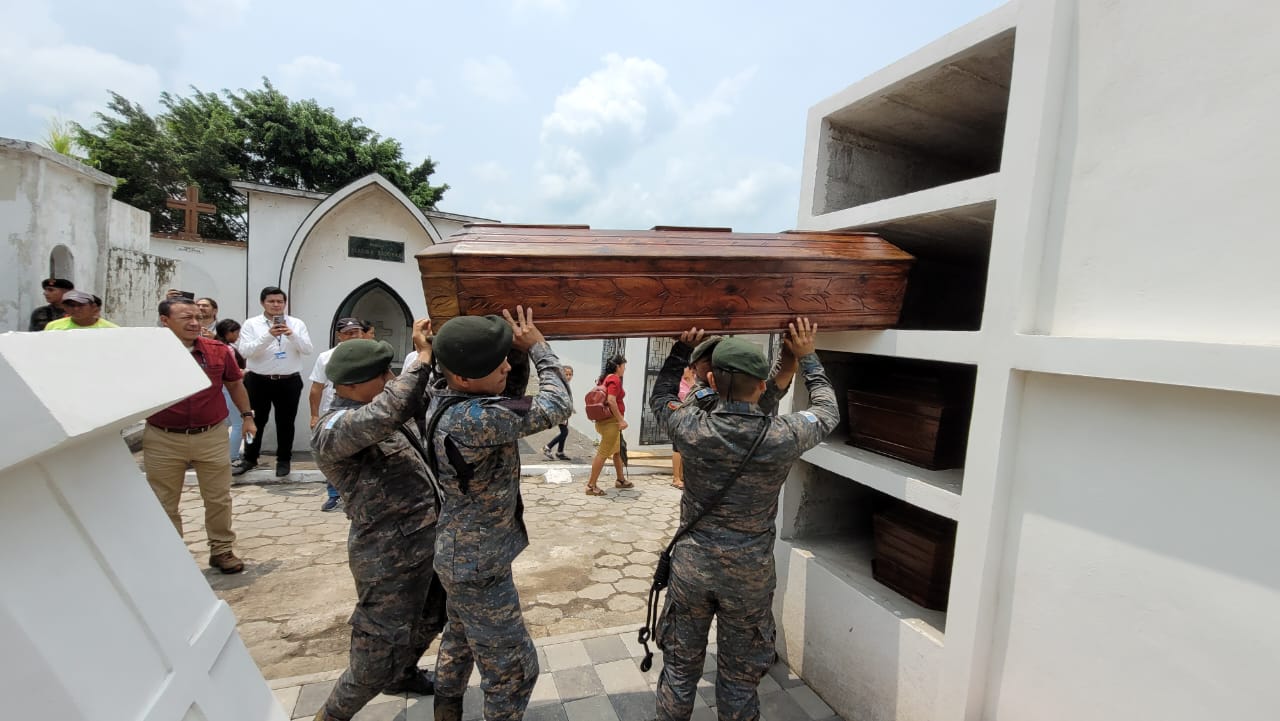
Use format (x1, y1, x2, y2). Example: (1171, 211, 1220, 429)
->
(536, 54, 683, 208)
(541, 55, 678, 143)
(538, 146, 596, 207)
(0, 7, 163, 131)
(277, 55, 355, 99)
(531, 53, 783, 230)
(462, 56, 520, 103)
(704, 163, 797, 217)
(684, 66, 758, 127)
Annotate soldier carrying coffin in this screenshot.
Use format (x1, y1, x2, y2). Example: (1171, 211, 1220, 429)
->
(647, 319, 839, 721)
(309, 321, 444, 721)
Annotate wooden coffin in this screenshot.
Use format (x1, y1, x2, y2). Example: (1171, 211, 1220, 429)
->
(417, 224, 914, 338)
(871, 504, 956, 611)
(845, 363, 973, 470)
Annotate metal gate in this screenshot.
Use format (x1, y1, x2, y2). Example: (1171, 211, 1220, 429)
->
(639, 337, 675, 445)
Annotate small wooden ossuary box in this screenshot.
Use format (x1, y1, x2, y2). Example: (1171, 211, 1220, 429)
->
(417, 225, 915, 338)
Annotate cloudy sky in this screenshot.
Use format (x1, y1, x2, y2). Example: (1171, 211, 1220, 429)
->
(1, 0, 1002, 232)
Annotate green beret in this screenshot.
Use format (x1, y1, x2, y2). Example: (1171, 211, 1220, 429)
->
(434, 315, 513, 378)
(327, 340, 395, 385)
(711, 337, 770, 380)
(689, 335, 724, 364)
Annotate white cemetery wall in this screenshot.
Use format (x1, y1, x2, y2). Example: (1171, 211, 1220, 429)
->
(1032, 1, 1280, 344)
(103, 247, 179, 327)
(244, 188, 320, 312)
(0, 328, 284, 721)
(282, 187, 432, 453)
(983, 376, 1280, 721)
(0, 138, 114, 332)
(427, 215, 469, 242)
(149, 236, 249, 322)
(976, 2, 1280, 719)
(106, 197, 151, 253)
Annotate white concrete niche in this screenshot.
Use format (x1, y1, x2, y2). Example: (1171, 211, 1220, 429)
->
(809, 24, 1015, 216)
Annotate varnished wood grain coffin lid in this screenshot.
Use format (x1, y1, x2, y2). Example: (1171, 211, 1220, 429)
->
(417, 224, 914, 339)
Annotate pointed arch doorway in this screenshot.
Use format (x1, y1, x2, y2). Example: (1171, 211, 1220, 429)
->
(333, 279, 414, 369)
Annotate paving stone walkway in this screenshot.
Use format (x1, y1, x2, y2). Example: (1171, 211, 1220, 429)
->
(270, 624, 842, 721)
(177, 440, 681, 679)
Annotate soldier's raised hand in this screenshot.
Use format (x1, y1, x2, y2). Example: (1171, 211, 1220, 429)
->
(783, 317, 818, 357)
(679, 327, 706, 346)
(411, 318, 433, 359)
(503, 305, 545, 352)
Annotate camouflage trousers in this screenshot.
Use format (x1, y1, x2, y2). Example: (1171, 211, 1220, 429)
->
(323, 569, 448, 720)
(434, 570, 538, 721)
(655, 572, 777, 721)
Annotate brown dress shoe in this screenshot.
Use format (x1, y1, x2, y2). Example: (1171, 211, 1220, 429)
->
(209, 551, 244, 574)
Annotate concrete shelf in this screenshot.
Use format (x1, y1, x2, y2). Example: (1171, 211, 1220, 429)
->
(815, 329, 983, 365)
(802, 441, 963, 521)
(785, 534, 947, 642)
(805, 173, 998, 238)
(803, 4, 1016, 216)
(1012, 334, 1280, 398)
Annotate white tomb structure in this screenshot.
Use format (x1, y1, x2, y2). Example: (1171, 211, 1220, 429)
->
(775, 1, 1280, 720)
(0, 328, 284, 721)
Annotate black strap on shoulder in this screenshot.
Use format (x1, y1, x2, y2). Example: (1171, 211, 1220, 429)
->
(637, 418, 770, 671)
(396, 423, 444, 499)
(426, 397, 467, 476)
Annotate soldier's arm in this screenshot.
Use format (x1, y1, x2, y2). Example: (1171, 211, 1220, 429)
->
(311, 362, 434, 460)
(759, 344, 799, 414)
(452, 342, 571, 447)
(651, 338, 694, 428)
(782, 353, 840, 452)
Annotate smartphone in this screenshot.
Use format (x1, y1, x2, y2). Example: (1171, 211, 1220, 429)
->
(244, 431, 255, 445)
(179, 290, 195, 300)
(272, 315, 285, 327)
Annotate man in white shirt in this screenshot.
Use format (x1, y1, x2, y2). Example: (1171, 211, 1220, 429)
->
(309, 316, 367, 511)
(235, 286, 314, 477)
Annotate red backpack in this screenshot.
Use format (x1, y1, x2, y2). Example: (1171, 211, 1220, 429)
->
(584, 382, 612, 421)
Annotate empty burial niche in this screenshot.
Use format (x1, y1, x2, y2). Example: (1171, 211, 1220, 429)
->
(816, 29, 1015, 213)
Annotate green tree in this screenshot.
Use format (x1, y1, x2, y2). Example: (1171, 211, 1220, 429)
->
(75, 80, 449, 240)
(75, 93, 186, 234)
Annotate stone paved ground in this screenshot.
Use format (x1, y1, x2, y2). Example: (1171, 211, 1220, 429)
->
(269, 624, 843, 721)
(178, 453, 681, 679)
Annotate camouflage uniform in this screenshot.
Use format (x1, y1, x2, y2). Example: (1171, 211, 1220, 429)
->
(429, 342, 571, 721)
(311, 362, 446, 720)
(650, 341, 839, 721)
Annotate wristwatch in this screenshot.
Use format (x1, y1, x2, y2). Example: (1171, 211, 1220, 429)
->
(240, 410, 254, 418)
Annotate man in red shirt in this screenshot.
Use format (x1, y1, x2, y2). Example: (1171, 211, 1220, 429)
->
(144, 297, 258, 574)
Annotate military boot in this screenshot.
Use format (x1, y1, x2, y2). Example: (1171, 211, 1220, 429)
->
(434, 695, 464, 721)
(385, 668, 434, 695)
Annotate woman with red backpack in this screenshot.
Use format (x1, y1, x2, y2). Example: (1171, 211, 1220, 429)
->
(585, 355, 629, 496)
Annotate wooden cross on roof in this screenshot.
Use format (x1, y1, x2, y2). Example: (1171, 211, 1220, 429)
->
(166, 185, 216, 240)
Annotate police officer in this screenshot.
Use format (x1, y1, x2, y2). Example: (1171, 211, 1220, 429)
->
(649, 318, 839, 721)
(685, 334, 797, 413)
(426, 306, 571, 721)
(29, 277, 74, 331)
(310, 319, 445, 721)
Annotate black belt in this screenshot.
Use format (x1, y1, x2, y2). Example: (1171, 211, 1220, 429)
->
(150, 422, 219, 435)
(249, 372, 300, 380)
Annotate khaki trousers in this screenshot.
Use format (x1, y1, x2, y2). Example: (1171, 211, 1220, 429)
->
(143, 424, 236, 555)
